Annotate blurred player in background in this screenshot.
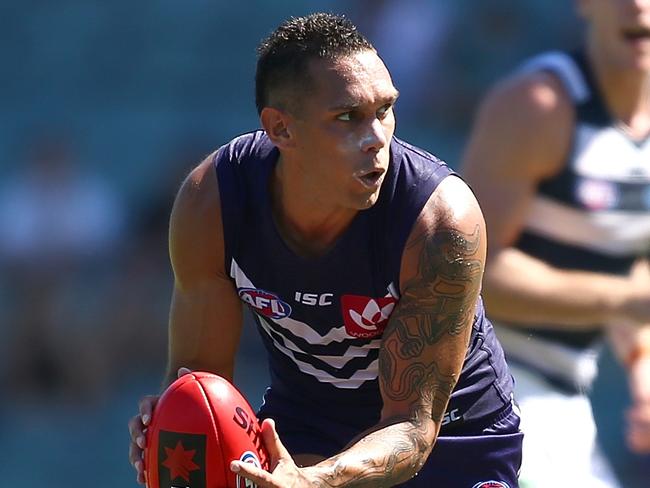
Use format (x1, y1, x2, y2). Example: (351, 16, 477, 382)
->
(129, 13, 522, 488)
(462, 0, 650, 486)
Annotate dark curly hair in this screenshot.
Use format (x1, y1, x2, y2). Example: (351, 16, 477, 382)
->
(255, 13, 374, 115)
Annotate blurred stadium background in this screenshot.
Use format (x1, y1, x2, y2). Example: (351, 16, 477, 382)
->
(0, 1, 647, 486)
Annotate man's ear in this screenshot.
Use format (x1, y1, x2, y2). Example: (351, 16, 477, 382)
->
(260, 107, 296, 149)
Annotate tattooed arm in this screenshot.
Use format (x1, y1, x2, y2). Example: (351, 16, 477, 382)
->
(231, 175, 487, 487)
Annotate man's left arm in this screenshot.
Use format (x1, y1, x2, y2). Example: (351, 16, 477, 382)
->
(607, 269, 650, 454)
(232, 176, 485, 487)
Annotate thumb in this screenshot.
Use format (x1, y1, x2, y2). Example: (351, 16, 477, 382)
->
(177, 367, 193, 378)
(261, 418, 292, 467)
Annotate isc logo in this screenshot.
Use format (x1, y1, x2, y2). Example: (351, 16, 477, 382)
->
(238, 288, 291, 319)
(294, 291, 333, 306)
(441, 408, 462, 426)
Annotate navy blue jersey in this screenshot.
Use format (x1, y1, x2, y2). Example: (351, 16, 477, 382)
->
(215, 130, 515, 440)
(509, 50, 650, 350)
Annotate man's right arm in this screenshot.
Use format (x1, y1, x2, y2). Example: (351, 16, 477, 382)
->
(129, 153, 244, 484)
(164, 153, 244, 386)
(461, 71, 650, 329)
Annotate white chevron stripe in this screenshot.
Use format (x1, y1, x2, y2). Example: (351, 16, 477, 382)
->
(573, 125, 650, 181)
(257, 315, 381, 367)
(260, 323, 379, 388)
(230, 259, 381, 387)
(231, 259, 358, 345)
(525, 195, 650, 255)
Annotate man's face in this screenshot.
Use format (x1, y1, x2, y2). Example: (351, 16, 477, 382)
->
(286, 49, 399, 211)
(579, 0, 650, 71)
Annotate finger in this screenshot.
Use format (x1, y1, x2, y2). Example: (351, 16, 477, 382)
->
(139, 395, 158, 426)
(260, 418, 292, 464)
(178, 366, 193, 377)
(129, 442, 143, 467)
(129, 444, 147, 485)
(137, 463, 146, 485)
(129, 417, 147, 449)
(128, 415, 142, 440)
(231, 459, 276, 488)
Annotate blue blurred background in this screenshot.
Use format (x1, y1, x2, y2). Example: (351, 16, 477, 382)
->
(0, 1, 646, 486)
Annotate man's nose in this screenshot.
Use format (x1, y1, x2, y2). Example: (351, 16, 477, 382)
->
(361, 118, 388, 153)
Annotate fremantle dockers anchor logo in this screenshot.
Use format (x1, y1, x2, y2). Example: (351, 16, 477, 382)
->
(341, 295, 396, 338)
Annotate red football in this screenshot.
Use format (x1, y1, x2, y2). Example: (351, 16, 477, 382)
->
(145, 372, 270, 488)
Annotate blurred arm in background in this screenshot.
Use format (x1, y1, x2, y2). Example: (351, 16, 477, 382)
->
(461, 2, 650, 481)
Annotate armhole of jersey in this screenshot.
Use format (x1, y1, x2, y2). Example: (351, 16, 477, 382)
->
(388, 163, 455, 294)
(213, 149, 240, 283)
(518, 50, 590, 104)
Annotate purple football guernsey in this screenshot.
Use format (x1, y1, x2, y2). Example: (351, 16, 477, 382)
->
(215, 131, 522, 487)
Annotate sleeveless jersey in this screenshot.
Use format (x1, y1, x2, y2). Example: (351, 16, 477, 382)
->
(215, 130, 514, 436)
(504, 51, 650, 355)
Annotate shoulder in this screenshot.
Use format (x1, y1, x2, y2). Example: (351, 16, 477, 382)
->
(462, 63, 575, 182)
(174, 129, 269, 227)
(388, 137, 454, 196)
(482, 67, 573, 135)
(426, 175, 484, 235)
(214, 130, 274, 168)
(169, 152, 225, 287)
(175, 153, 220, 212)
(398, 175, 486, 294)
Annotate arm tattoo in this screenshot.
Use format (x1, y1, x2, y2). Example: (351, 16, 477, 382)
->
(381, 224, 482, 410)
(307, 225, 483, 487)
(397, 224, 482, 342)
(310, 408, 434, 487)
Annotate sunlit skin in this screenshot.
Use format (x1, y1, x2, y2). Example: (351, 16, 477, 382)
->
(459, 1, 650, 471)
(579, 0, 650, 133)
(580, 0, 650, 72)
(129, 45, 490, 486)
(262, 50, 399, 255)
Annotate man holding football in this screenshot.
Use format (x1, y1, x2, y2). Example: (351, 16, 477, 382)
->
(129, 13, 523, 487)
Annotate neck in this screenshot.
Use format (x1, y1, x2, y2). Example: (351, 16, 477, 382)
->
(270, 157, 357, 257)
(587, 42, 650, 137)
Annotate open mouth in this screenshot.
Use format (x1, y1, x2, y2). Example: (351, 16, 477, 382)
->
(355, 169, 385, 189)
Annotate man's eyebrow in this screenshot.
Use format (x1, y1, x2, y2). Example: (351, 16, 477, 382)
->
(327, 92, 400, 112)
(327, 101, 361, 112)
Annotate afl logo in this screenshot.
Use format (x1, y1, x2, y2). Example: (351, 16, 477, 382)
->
(238, 287, 292, 319)
(236, 451, 261, 488)
(472, 482, 510, 488)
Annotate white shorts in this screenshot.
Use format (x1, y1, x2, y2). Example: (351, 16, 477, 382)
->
(511, 363, 621, 488)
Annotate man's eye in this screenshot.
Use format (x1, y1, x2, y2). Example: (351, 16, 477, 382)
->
(336, 112, 353, 122)
(377, 104, 392, 119)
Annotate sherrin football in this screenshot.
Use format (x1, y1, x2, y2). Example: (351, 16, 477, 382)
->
(145, 371, 270, 488)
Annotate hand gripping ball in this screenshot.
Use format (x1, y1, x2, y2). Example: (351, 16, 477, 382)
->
(145, 372, 270, 488)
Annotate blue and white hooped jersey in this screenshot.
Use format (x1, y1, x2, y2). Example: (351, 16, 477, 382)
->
(514, 50, 650, 349)
(215, 130, 514, 433)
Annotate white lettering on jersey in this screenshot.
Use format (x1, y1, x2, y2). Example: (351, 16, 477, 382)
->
(294, 292, 334, 306)
(441, 408, 462, 426)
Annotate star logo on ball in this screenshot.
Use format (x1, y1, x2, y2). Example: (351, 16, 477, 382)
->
(162, 440, 200, 481)
(157, 430, 206, 488)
